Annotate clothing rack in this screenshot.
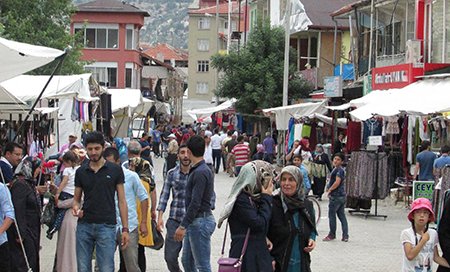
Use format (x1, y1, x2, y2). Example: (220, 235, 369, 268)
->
(349, 149, 388, 220)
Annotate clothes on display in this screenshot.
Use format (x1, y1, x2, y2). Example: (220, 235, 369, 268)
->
(345, 151, 389, 200)
(346, 121, 362, 153)
(363, 118, 382, 145)
(71, 98, 90, 122)
(385, 116, 400, 134)
(387, 151, 403, 189)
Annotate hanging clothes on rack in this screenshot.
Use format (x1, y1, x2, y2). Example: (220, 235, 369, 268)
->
(363, 118, 382, 145)
(345, 151, 389, 200)
(346, 121, 362, 153)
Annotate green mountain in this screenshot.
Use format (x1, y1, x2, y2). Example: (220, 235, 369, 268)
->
(73, 0, 190, 49)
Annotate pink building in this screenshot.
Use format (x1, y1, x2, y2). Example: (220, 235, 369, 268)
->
(71, 0, 149, 89)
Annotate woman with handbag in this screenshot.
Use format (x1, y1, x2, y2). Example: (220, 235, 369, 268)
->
(268, 165, 318, 272)
(218, 160, 276, 272)
(311, 144, 332, 201)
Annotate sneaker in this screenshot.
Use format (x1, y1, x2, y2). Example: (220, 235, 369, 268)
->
(318, 197, 322, 201)
(322, 235, 335, 241)
(342, 237, 349, 242)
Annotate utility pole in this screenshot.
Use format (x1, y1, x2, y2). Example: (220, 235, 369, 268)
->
(282, 0, 291, 107)
(215, 0, 220, 104)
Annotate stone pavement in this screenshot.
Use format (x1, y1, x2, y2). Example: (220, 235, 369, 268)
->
(40, 156, 415, 271)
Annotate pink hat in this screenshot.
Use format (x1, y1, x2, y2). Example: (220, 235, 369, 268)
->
(408, 198, 435, 223)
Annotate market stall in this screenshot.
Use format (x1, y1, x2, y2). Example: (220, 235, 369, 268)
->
(108, 89, 154, 138)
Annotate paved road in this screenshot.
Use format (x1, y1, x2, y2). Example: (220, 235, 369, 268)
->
(40, 156, 413, 271)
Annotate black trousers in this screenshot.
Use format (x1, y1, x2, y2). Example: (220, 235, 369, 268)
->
(0, 242, 10, 272)
(212, 149, 222, 173)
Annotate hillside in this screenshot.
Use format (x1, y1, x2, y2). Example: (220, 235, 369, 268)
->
(73, 0, 190, 49)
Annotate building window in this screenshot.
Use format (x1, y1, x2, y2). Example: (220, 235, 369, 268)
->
(74, 24, 119, 49)
(197, 60, 209, 72)
(196, 82, 209, 94)
(126, 25, 135, 50)
(125, 68, 132, 88)
(197, 39, 210, 51)
(85, 63, 117, 87)
(198, 18, 210, 30)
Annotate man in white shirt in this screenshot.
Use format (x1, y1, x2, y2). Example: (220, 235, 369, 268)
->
(210, 128, 223, 174)
(204, 134, 214, 174)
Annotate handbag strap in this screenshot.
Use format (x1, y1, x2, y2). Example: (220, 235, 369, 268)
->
(220, 221, 251, 260)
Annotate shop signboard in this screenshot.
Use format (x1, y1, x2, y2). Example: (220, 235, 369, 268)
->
(412, 181, 434, 202)
(323, 76, 342, 98)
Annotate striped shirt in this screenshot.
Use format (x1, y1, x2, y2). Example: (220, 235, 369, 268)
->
(157, 165, 188, 222)
(232, 143, 250, 167)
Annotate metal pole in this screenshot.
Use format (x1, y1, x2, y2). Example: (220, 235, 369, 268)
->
(227, 0, 232, 53)
(282, 0, 291, 107)
(13, 50, 68, 142)
(215, 0, 220, 104)
(238, 0, 241, 53)
(368, 0, 374, 72)
(244, 0, 248, 44)
(333, 19, 338, 66)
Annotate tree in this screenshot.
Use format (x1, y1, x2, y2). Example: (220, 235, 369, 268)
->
(0, 0, 86, 75)
(211, 20, 313, 114)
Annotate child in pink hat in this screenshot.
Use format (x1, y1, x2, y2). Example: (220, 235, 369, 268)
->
(400, 198, 450, 271)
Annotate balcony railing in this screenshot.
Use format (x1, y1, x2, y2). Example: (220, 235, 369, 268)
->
(375, 53, 406, 68)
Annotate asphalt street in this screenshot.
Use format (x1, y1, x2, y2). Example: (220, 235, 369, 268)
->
(40, 155, 417, 271)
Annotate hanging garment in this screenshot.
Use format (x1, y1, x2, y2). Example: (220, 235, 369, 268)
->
(385, 116, 400, 134)
(294, 124, 303, 141)
(363, 118, 382, 144)
(345, 151, 389, 200)
(301, 124, 312, 138)
(346, 121, 362, 153)
(288, 118, 295, 150)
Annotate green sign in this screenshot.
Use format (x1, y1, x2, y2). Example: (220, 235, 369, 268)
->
(412, 181, 435, 202)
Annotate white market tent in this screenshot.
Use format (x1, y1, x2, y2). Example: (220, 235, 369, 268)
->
(262, 100, 328, 130)
(0, 37, 64, 83)
(346, 77, 450, 121)
(1, 73, 96, 102)
(108, 89, 154, 138)
(187, 98, 237, 122)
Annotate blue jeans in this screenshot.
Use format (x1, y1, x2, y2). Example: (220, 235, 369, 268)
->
(328, 196, 349, 238)
(76, 222, 116, 272)
(165, 219, 183, 272)
(182, 215, 216, 272)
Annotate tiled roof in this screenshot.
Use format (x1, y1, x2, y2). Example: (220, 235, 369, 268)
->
(189, 2, 242, 15)
(142, 44, 188, 62)
(141, 52, 175, 71)
(77, 0, 150, 16)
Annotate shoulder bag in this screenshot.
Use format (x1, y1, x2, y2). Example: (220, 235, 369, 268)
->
(217, 222, 250, 272)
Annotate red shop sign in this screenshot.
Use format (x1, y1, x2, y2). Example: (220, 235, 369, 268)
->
(371, 63, 423, 90)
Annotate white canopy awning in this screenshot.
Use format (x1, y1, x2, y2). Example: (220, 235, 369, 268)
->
(312, 113, 347, 129)
(262, 100, 327, 130)
(0, 37, 64, 83)
(326, 89, 401, 111)
(0, 74, 97, 102)
(349, 77, 450, 121)
(187, 98, 237, 121)
(108, 89, 154, 117)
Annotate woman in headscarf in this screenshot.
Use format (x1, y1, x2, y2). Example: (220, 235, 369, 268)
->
(7, 157, 42, 272)
(268, 165, 317, 272)
(128, 157, 155, 272)
(311, 144, 332, 201)
(218, 160, 276, 272)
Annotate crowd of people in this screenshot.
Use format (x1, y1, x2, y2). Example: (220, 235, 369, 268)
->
(0, 120, 449, 271)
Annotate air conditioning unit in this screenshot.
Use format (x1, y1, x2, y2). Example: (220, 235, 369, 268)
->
(405, 40, 422, 65)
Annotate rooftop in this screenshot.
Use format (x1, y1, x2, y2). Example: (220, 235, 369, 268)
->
(301, 0, 355, 29)
(77, 0, 150, 16)
(189, 1, 242, 15)
(142, 43, 189, 62)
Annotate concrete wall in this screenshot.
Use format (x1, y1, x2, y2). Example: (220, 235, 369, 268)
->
(432, 0, 450, 63)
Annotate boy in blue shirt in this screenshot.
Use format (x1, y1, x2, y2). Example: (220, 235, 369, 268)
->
(323, 152, 349, 242)
(292, 154, 311, 196)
